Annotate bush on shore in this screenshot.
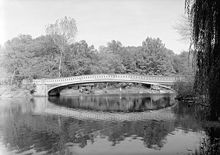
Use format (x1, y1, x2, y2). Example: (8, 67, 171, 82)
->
(174, 77, 195, 100)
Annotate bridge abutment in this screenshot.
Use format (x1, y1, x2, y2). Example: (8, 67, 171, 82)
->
(34, 84, 48, 96)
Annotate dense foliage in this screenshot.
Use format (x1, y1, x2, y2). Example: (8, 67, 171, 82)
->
(1, 35, 193, 82)
(186, 0, 220, 120)
(46, 16, 77, 77)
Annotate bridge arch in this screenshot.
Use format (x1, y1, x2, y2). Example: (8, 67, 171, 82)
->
(47, 80, 173, 96)
(33, 74, 180, 96)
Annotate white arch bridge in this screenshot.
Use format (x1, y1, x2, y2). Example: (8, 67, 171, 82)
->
(32, 74, 183, 96)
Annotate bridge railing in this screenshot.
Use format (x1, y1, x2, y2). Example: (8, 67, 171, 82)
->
(33, 74, 183, 84)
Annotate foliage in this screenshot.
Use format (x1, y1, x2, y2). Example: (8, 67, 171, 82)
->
(98, 38, 180, 75)
(139, 37, 175, 75)
(186, 0, 220, 120)
(2, 35, 34, 82)
(2, 34, 193, 85)
(97, 41, 125, 74)
(173, 52, 195, 100)
(2, 35, 61, 81)
(63, 40, 98, 76)
(174, 80, 195, 99)
(192, 127, 220, 155)
(46, 16, 78, 77)
(174, 15, 192, 43)
(173, 51, 194, 76)
(46, 16, 77, 44)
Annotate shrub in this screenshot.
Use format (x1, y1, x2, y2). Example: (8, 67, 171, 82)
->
(174, 78, 195, 99)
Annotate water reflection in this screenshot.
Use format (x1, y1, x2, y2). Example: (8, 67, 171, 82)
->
(173, 101, 220, 155)
(0, 96, 219, 155)
(49, 94, 175, 112)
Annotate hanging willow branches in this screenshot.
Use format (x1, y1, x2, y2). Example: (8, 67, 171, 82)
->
(186, 0, 220, 119)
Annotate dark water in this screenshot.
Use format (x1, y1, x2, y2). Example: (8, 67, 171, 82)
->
(0, 94, 219, 155)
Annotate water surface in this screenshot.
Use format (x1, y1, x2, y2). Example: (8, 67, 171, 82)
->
(0, 94, 219, 155)
(49, 94, 175, 112)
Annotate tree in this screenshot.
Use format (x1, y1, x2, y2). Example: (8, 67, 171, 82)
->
(139, 37, 175, 75)
(172, 51, 193, 76)
(174, 15, 192, 44)
(29, 35, 60, 78)
(106, 40, 123, 54)
(2, 35, 33, 82)
(186, 0, 220, 120)
(97, 51, 125, 74)
(46, 16, 77, 77)
(119, 46, 140, 74)
(97, 38, 177, 75)
(63, 40, 98, 76)
(97, 40, 125, 74)
(2, 35, 61, 81)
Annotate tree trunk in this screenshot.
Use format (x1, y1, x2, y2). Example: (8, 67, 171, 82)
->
(58, 51, 63, 77)
(10, 70, 15, 85)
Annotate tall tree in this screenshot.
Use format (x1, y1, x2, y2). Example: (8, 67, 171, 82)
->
(174, 15, 192, 44)
(119, 46, 140, 74)
(63, 40, 98, 76)
(140, 37, 175, 75)
(2, 35, 33, 82)
(2, 35, 61, 80)
(106, 40, 123, 54)
(29, 35, 60, 78)
(186, 0, 220, 120)
(46, 16, 77, 77)
(172, 51, 193, 76)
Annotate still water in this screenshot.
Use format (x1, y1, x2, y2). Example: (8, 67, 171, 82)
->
(0, 94, 219, 155)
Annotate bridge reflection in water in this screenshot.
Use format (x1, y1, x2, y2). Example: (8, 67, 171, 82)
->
(33, 94, 176, 121)
(0, 94, 208, 155)
(49, 94, 175, 112)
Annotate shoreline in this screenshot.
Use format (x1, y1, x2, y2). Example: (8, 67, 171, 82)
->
(0, 85, 33, 99)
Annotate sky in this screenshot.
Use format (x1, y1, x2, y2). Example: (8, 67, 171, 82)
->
(0, 0, 189, 53)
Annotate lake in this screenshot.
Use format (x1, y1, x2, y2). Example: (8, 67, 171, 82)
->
(0, 94, 219, 155)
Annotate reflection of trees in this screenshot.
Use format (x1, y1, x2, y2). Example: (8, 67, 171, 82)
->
(1, 113, 61, 153)
(173, 102, 207, 131)
(201, 127, 220, 155)
(1, 102, 176, 154)
(49, 94, 172, 112)
(55, 118, 175, 149)
(174, 102, 220, 155)
(142, 121, 173, 149)
(192, 127, 220, 155)
(99, 120, 174, 149)
(3, 97, 219, 154)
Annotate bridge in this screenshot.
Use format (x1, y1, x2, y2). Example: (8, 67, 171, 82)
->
(32, 74, 183, 96)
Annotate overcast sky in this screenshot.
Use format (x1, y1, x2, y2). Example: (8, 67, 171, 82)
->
(0, 0, 189, 53)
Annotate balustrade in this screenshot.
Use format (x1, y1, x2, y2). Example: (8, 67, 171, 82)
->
(33, 74, 181, 85)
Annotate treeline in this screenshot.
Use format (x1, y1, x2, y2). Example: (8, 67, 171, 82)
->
(1, 35, 193, 81)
